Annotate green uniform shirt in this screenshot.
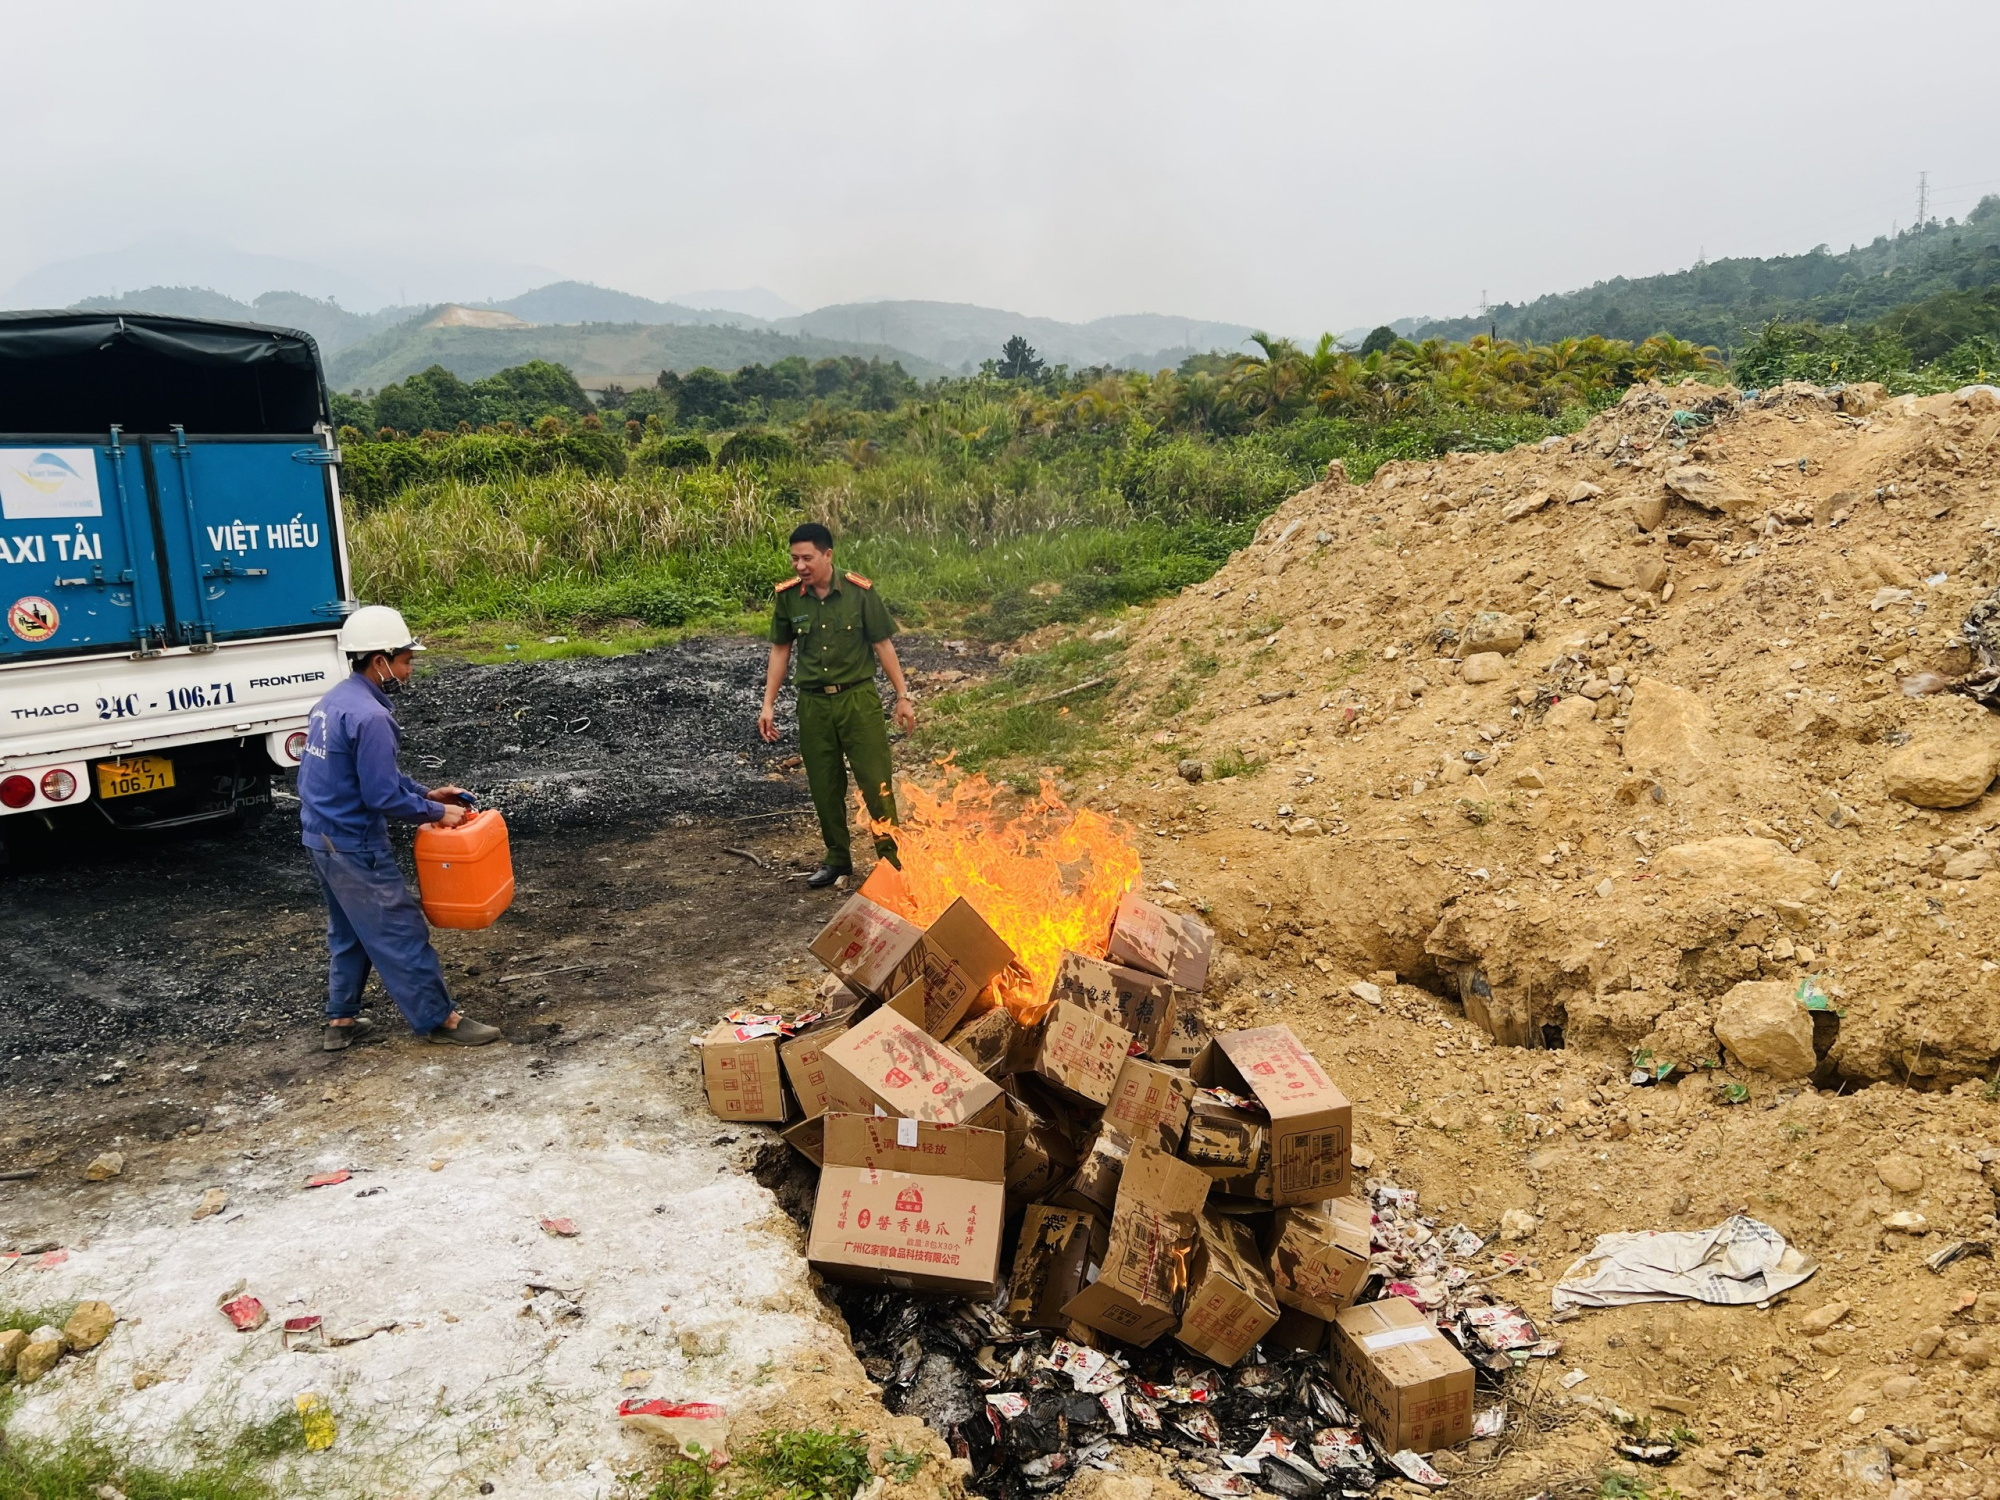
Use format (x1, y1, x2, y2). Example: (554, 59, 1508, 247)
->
(771, 571, 897, 689)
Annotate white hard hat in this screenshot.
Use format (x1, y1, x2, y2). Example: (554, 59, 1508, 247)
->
(338, 604, 424, 656)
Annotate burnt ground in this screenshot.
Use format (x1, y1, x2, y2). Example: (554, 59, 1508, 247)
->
(0, 634, 973, 1171)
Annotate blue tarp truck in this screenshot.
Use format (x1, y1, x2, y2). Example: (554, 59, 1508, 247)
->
(0, 311, 354, 858)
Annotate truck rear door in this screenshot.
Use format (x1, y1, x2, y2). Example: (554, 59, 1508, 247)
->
(0, 431, 345, 663)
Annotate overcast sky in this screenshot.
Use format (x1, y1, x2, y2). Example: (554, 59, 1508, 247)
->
(8, 1, 1999, 332)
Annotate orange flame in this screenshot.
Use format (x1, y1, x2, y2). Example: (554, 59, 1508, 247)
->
(860, 772, 1141, 1024)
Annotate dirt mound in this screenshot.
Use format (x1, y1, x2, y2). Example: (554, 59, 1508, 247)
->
(1107, 378, 2000, 1089)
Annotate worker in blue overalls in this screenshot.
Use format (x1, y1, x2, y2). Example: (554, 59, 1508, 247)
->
(298, 605, 502, 1052)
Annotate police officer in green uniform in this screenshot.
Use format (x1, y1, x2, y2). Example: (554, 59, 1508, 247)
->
(758, 523, 917, 887)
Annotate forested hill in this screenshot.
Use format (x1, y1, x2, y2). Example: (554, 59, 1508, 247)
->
(1416, 195, 2000, 352)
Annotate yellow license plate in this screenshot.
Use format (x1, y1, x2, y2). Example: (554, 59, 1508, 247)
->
(96, 756, 176, 798)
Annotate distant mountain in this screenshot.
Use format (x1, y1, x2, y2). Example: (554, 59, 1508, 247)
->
(5, 234, 554, 313)
(70, 286, 413, 354)
(1414, 195, 2000, 351)
(486, 281, 759, 328)
(773, 301, 1259, 372)
(1332, 316, 1429, 348)
(669, 286, 803, 320)
(325, 313, 953, 391)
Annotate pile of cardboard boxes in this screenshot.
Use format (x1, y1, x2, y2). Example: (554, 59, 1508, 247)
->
(698, 885, 1476, 1459)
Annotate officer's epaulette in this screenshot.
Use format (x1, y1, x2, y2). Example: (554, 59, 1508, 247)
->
(774, 576, 803, 593)
(844, 571, 873, 589)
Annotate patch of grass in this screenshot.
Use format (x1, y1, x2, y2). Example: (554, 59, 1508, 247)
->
(909, 639, 1122, 777)
(0, 1424, 283, 1500)
(1598, 1476, 1685, 1500)
(626, 1454, 718, 1500)
(1209, 746, 1264, 780)
(882, 1445, 924, 1484)
(740, 1428, 873, 1500)
(0, 1303, 75, 1337)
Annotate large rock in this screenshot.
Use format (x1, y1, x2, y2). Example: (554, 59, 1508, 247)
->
(1884, 731, 2000, 809)
(1715, 980, 1816, 1077)
(1654, 837, 1823, 901)
(16, 1328, 65, 1384)
(1461, 652, 1506, 684)
(62, 1300, 116, 1352)
(1665, 465, 1758, 519)
(1622, 678, 1720, 784)
(1459, 612, 1525, 657)
(0, 1327, 24, 1376)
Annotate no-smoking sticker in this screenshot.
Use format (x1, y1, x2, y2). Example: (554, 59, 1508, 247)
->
(7, 596, 58, 643)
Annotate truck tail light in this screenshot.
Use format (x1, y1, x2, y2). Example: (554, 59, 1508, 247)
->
(0, 775, 33, 809)
(285, 731, 308, 761)
(40, 768, 78, 802)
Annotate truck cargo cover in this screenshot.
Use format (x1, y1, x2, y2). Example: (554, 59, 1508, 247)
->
(0, 311, 328, 435)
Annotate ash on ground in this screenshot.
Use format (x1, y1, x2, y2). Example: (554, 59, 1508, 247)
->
(831, 1177, 1549, 1500)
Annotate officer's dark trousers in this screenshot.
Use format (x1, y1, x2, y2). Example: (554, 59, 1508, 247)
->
(308, 841, 455, 1033)
(797, 686, 899, 867)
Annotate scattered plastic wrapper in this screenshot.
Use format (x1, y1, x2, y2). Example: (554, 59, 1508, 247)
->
(1559, 1369, 1589, 1389)
(1384, 1447, 1448, 1488)
(1551, 1215, 1818, 1311)
(1183, 1472, 1254, 1499)
(219, 1293, 266, 1332)
(1473, 1405, 1507, 1438)
(1176, 1409, 1222, 1446)
(1100, 1387, 1129, 1437)
(1042, 1337, 1124, 1394)
(540, 1217, 579, 1237)
(295, 1392, 337, 1451)
(1128, 1393, 1162, 1433)
(305, 1170, 351, 1189)
(1925, 1239, 1991, 1273)
(282, 1314, 324, 1351)
(617, 1399, 731, 1461)
(1617, 1437, 1678, 1465)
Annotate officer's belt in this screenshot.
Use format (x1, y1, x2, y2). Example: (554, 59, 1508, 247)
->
(804, 680, 871, 695)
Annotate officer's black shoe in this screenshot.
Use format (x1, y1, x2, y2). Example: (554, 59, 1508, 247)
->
(807, 862, 853, 889)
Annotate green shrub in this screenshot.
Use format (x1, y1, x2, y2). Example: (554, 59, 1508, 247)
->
(636, 434, 715, 471)
(716, 428, 799, 468)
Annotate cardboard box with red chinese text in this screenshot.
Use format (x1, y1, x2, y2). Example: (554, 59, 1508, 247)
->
(806, 1113, 1007, 1297)
(1061, 1144, 1210, 1347)
(1050, 950, 1177, 1060)
(1328, 1298, 1475, 1453)
(1175, 1208, 1281, 1365)
(810, 894, 927, 1001)
(1102, 1056, 1195, 1153)
(1105, 893, 1214, 991)
(1266, 1196, 1373, 1320)
(1190, 1026, 1350, 1206)
(818, 1005, 1006, 1130)
(698, 1020, 792, 1123)
(1023, 1000, 1132, 1108)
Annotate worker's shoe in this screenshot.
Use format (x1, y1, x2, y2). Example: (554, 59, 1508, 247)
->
(321, 1017, 376, 1052)
(806, 862, 853, 889)
(428, 1015, 503, 1047)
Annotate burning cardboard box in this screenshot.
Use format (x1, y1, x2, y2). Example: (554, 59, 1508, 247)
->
(1023, 1001, 1132, 1108)
(1266, 1196, 1373, 1321)
(1102, 1056, 1195, 1153)
(1050, 950, 1177, 1060)
(1190, 1026, 1351, 1206)
(697, 1018, 792, 1123)
(1006, 1203, 1105, 1330)
(812, 892, 1015, 1041)
(818, 1006, 1006, 1130)
(1105, 893, 1214, 991)
(807, 1113, 1007, 1297)
(1328, 1298, 1476, 1454)
(1176, 1208, 1282, 1366)
(1061, 1144, 1210, 1347)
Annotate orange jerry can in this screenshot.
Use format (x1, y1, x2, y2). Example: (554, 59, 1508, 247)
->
(414, 808, 515, 929)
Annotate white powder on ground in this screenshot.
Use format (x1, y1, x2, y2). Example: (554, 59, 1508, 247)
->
(5, 1039, 830, 1497)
